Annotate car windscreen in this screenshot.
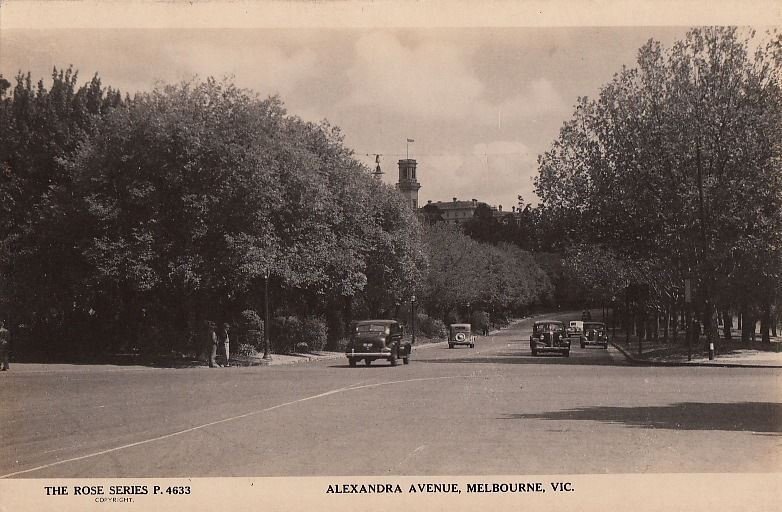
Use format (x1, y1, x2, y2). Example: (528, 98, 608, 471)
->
(536, 323, 564, 332)
(355, 324, 388, 333)
(583, 323, 605, 331)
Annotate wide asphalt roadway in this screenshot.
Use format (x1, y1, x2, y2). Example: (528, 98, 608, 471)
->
(1, 314, 780, 478)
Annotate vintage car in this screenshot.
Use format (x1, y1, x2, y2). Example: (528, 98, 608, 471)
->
(579, 321, 609, 349)
(448, 323, 476, 349)
(530, 320, 570, 357)
(345, 319, 411, 367)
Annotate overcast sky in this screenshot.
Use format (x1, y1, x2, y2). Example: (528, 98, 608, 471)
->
(1, 24, 694, 208)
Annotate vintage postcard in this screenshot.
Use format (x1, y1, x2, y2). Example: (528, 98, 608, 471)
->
(0, 1, 780, 511)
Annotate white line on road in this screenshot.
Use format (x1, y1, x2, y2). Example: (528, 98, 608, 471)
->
(1, 375, 474, 478)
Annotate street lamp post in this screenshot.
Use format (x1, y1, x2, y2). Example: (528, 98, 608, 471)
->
(263, 269, 272, 362)
(410, 295, 417, 345)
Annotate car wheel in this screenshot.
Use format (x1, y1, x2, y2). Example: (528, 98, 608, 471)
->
(364, 359, 372, 366)
(531, 348, 537, 356)
(449, 343, 454, 349)
(580, 342, 585, 349)
(389, 352, 397, 366)
(470, 343, 474, 348)
(564, 350, 570, 357)
(603, 343, 609, 349)
(403, 357, 410, 364)
(348, 358, 357, 367)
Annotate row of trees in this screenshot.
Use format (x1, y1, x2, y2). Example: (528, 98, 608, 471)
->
(0, 71, 426, 354)
(0, 68, 555, 356)
(421, 223, 553, 323)
(534, 27, 782, 343)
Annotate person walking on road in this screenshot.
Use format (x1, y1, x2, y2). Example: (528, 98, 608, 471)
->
(0, 320, 10, 371)
(205, 321, 218, 368)
(218, 323, 230, 367)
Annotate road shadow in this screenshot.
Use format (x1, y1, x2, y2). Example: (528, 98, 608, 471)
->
(501, 402, 782, 434)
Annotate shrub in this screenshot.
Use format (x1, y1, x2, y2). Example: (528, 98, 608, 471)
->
(471, 310, 490, 332)
(301, 316, 327, 351)
(271, 316, 302, 353)
(416, 313, 447, 339)
(334, 337, 351, 352)
(271, 315, 327, 353)
(237, 310, 264, 349)
(237, 343, 260, 357)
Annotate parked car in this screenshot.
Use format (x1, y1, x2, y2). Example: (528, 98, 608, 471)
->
(530, 320, 570, 357)
(345, 319, 411, 367)
(579, 321, 609, 349)
(448, 323, 476, 349)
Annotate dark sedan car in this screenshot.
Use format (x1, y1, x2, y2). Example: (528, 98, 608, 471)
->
(580, 321, 609, 349)
(345, 319, 411, 367)
(530, 320, 570, 357)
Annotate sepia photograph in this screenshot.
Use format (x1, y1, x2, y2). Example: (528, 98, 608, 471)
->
(0, 1, 780, 511)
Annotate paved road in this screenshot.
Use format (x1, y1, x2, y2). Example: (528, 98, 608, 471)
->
(1, 315, 780, 478)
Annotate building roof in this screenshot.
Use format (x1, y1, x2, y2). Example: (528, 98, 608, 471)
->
(426, 200, 480, 210)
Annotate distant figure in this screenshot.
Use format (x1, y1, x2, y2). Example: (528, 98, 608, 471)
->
(0, 320, 9, 371)
(218, 323, 230, 367)
(582, 309, 592, 322)
(205, 321, 218, 368)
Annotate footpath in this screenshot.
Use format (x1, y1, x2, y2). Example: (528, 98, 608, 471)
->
(610, 334, 782, 368)
(1, 325, 515, 373)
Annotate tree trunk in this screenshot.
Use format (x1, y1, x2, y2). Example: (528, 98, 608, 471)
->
(740, 305, 752, 343)
(761, 302, 771, 344)
(721, 309, 732, 340)
(663, 307, 669, 343)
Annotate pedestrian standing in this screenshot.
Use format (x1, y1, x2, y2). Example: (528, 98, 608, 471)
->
(0, 320, 10, 371)
(205, 321, 218, 368)
(218, 323, 230, 367)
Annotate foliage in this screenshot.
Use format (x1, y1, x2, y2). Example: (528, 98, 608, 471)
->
(415, 313, 447, 339)
(0, 72, 427, 353)
(421, 223, 553, 321)
(535, 27, 782, 334)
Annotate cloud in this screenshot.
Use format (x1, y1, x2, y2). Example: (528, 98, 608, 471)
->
(341, 32, 485, 120)
(421, 140, 538, 209)
(340, 32, 568, 129)
(160, 40, 319, 97)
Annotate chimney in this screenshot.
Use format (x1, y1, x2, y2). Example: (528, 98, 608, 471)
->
(471, 198, 477, 207)
(512, 206, 516, 213)
(499, 205, 503, 212)
(453, 197, 457, 203)
(427, 200, 432, 204)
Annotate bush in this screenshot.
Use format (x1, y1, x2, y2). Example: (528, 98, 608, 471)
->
(471, 310, 490, 333)
(237, 343, 260, 357)
(334, 337, 351, 352)
(416, 313, 447, 339)
(237, 310, 264, 349)
(271, 315, 327, 353)
(301, 316, 327, 351)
